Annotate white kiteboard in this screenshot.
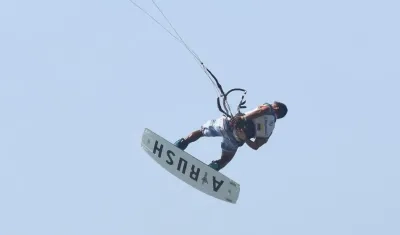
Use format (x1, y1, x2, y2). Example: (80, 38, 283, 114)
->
(141, 128, 240, 204)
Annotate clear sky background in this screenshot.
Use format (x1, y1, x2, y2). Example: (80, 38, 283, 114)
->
(1, 0, 399, 234)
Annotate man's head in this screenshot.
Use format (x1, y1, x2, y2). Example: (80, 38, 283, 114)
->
(272, 101, 288, 119)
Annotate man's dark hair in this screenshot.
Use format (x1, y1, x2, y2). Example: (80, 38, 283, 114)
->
(275, 101, 288, 119)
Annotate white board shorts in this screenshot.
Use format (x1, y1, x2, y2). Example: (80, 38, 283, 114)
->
(201, 116, 241, 153)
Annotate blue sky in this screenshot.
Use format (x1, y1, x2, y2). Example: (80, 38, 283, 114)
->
(1, 0, 399, 234)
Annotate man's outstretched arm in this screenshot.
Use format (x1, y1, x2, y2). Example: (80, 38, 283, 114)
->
(243, 104, 269, 120)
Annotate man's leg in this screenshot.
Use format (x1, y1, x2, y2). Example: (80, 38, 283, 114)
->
(174, 130, 203, 150)
(209, 150, 237, 171)
(208, 132, 240, 171)
(174, 118, 223, 150)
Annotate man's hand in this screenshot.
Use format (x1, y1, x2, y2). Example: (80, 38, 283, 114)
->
(230, 115, 246, 129)
(235, 128, 247, 141)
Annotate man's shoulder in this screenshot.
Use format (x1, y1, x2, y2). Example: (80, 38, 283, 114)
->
(259, 103, 275, 114)
(260, 102, 272, 107)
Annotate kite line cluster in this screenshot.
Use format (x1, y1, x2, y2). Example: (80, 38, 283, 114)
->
(128, 0, 247, 118)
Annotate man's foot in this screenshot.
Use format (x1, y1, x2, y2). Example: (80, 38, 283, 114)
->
(208, 161, 220, 171)
(174, 138, 188, 150)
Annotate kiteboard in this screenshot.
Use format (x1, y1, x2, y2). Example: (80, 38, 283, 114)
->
(141, 128, 240, 204)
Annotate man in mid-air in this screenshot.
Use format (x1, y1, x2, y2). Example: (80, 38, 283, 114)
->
(173, 101, 288, 171)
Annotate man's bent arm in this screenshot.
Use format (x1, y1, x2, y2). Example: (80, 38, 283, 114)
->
(245, 137, 268, 150)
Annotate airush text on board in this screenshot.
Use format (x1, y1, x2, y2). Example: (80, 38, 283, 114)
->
(152, 139, 225, 192)
(141, 128, 240, 204)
